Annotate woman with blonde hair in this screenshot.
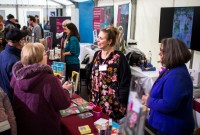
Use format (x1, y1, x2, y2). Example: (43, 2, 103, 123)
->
(10, 43, 72, 135)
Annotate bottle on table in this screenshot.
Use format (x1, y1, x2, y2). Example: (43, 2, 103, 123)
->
(49, 49, 54, 60)
(99, 123, 106, 135)
(106, 118, 112, 135)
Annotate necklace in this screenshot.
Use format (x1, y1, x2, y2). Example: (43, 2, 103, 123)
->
(101, 48, 114, 59)
(101, 51, 111, 59)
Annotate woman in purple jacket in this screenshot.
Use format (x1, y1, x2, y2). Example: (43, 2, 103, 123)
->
(10, 43, 72, 135)
(142, 38, 194, 135)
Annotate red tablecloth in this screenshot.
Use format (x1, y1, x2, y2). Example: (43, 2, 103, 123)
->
(193, 98, 200, 113)
(61, 94, 109, 135)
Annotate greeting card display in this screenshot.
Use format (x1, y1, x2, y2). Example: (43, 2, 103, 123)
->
(72, 97, 88, 106)
(78, 112, 93, 119)
(60, 98, 95, 117)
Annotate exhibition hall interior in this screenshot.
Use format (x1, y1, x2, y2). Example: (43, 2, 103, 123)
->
(0, 0, 200, 135)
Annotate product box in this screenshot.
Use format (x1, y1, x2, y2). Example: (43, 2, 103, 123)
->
(51, 65, 57, 73)
(51, 62, 66, 78)
(78, 125, 91, 134)
(57, 66, 64, 76)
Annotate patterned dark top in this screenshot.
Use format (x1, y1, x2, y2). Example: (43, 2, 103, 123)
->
(89, 50, 131, 120)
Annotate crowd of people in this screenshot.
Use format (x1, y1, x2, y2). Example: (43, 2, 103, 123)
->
(0, 13, 196, 135)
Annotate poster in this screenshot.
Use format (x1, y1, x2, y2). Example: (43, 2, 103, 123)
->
(172, 8, 194, 48)
(56, 18, 66, 33)
(93, 6, 114, 31)
(93, 8, 101, 31)
(117, 4, 129, 41)
(50, 17, 71, 47)
(100, 6, 114, 29)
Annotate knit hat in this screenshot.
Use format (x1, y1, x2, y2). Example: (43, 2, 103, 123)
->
(6, 28, 28, 42)
(7, 14, 14, 20)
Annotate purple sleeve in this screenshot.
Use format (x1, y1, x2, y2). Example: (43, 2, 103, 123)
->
(50, 77, 71, 111)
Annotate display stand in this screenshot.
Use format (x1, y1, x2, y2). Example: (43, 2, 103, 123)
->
(50, 16, 71, 48)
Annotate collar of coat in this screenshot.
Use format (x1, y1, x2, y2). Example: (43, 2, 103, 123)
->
(12, 61, 53, 80)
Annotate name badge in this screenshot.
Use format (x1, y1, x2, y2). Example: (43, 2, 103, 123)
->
(99, 64, 107, 71)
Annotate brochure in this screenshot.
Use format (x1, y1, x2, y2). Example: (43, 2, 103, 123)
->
(60, 98, 95, 117)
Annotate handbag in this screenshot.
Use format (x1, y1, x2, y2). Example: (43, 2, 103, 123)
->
(81, 54, 90, 64)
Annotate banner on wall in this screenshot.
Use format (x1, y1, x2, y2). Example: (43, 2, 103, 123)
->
(117, 4, 129, 41)
(93, 8, 101, 30)
(56, 18, 67, 33)
(93, 6, 114, 31)
(50, 17, 71, 47)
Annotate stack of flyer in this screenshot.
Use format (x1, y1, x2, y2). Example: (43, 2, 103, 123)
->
(59, 98, 94, 117)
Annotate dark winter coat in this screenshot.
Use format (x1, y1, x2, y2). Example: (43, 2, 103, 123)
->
(0, 45, 21, 100)
(10, 62, 71, 135)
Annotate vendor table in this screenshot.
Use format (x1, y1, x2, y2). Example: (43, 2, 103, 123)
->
(60, 94, 109, 135)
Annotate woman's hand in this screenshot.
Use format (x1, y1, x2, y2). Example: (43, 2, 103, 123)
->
(62, 52, 66, 57)
(62, 52, 71, 57)
(62, 81, 73, 91)
(142, 94, 149, 106)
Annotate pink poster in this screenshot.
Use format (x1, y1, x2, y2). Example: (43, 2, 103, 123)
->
(100, 8, 105, 23)
(117, 6, 121, 25)
(93, 8, 101, 31)
(93, 21, 100, 30)
(56, 18, 66, 33)
(93, 6, 114, 31)
(93, 8, 101, 20)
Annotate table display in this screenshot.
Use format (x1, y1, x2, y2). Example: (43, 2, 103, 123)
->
(60, 94, 110, 135)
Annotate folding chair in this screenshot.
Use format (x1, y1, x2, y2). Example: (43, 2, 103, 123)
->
(71, 71, 80, 94)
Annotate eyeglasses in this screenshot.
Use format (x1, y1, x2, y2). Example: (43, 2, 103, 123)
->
(43, 50, 49, 56)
